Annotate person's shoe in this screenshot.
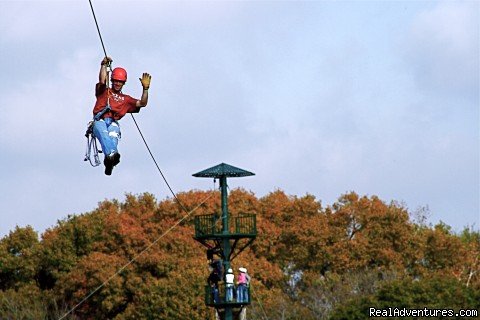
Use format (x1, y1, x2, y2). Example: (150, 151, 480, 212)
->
(104, 157, 113, 175)
(112, 152, 121, 166)
(104, 152, 120, 176)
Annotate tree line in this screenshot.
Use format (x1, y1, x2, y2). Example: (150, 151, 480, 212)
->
(0, 190, 478, 319)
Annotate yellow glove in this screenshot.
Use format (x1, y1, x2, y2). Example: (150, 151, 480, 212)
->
(139, 73, 151, 89)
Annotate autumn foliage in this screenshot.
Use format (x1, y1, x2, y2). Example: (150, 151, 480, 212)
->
(0, 190, 478, 319)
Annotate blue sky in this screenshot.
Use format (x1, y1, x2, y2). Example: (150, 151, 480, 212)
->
(0, 0, 478, 237)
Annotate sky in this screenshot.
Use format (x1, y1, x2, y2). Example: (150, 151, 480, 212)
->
(0, 0, 478, 238)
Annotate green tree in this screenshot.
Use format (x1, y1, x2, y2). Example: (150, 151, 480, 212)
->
(0, 226, 40, 290)
(330, 275, 480, 319)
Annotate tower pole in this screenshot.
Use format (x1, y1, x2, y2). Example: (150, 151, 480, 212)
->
(192, 163, 256, 320)
(220, 175, 232, 320)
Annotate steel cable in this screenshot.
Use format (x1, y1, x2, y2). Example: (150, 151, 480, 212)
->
(58, 2, 214, 319)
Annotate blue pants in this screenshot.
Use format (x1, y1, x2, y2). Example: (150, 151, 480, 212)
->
(212, 286, 219, 303)
(237, 284, 247, 302)
(93, 118, 121, 156)
(226, 285, 233, 302)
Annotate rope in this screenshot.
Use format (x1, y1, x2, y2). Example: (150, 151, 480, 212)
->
(250, 283, 270, 320)
(69, 1, 215, 318)
(85, 0, 193, 227)
(88, 0, 108, 59)
(84, 126, 102, 167)
(87, 0, 181, 206)
(130, 113, 191, 214)
(88, 0, 183, 211)
(58, 191, 214, 320)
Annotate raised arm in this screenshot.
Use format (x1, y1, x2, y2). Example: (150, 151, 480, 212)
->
(137, 72, 152, 107)
(99, 57, 112, 84)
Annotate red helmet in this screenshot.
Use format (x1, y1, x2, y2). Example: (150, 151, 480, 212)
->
(111, 67, 127, 82)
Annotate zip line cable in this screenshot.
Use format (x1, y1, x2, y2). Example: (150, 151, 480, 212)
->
(130, 113, 190, 214)
(59, 2, 216, 319)
(58, 192, 215, 320)
(88, 0, 188, 213)
(87, 3, 265, 318)
(88, 0, 108, 58)
(250, 283, 270, 320)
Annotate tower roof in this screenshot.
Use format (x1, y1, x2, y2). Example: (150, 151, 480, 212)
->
(192, 163, 255, 178)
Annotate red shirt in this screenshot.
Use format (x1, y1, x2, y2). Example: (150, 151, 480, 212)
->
(93, 83, 140, 120)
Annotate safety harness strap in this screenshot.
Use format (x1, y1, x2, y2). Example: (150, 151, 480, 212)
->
(94, 104, 111, 121)
(84, 121, 102, 167)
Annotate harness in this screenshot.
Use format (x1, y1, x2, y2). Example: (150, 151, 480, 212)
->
(84, 101, 111, 167)
(84, 70, 113, 167)
(94, 103, 112, 121)
(84, 120, 102, 166)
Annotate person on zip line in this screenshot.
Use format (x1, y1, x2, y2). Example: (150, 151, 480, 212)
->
(92, 56, 151, 175)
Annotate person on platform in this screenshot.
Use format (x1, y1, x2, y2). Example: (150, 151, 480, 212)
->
(225, 268, 234, 302)
(236, 267, 250, 303)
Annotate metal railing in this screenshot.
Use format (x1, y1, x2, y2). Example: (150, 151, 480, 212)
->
(204, 283, 251, 306)
(235, 215, 256, 235)
(194, 214, 256, 238)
